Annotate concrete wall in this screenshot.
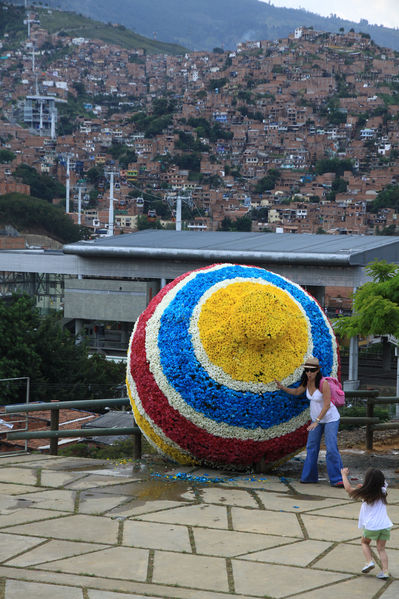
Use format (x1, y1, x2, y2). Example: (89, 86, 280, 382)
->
(64, 279, 158, 322)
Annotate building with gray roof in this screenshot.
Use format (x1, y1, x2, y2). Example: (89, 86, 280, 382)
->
(3, 230, 399, 388)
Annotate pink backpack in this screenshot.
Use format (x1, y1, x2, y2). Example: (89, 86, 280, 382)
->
(319, 376, 345, 407)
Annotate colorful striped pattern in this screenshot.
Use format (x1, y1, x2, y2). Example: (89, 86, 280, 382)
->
(126, 264, 339, 468)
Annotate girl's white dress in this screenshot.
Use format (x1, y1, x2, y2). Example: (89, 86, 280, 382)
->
(358, 485, 393, 531)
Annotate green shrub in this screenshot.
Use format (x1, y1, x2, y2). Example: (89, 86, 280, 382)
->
(339, 404, 390, 430)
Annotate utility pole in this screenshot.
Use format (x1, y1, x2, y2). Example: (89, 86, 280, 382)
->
(176, 194, 182, 231)
(108, 171, 114, 236)
(78, 184, 82, 225)
(104, 170, 118, 236)
(165, 191, 192, 231)
(65, 155, 70, 213)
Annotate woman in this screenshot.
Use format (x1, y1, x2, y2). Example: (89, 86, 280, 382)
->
(275, 356, 343, 487)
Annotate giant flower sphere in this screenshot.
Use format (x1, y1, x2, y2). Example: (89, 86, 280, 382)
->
(126, 264, 339, 469)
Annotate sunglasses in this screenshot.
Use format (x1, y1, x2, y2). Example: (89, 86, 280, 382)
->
(304, 367, 318, 373)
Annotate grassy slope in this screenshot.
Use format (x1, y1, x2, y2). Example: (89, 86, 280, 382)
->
(37, 7, 188, 55)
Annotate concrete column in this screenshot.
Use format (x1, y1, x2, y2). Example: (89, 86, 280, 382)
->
(74, 318, 83, 344)
(344, 335, 359, 390)
(344, 286, 360, 391)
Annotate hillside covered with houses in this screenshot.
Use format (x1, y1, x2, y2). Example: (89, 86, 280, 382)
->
(2, 3, 399, 239)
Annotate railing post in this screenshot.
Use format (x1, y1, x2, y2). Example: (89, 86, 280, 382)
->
(366, 397, 375, 451)
(133, 430, 142, 459)
(50, 409, 59, 455)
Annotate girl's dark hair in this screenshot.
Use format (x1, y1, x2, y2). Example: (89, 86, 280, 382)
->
(351, 468, 387, 504)
(300, 369, 323, 389)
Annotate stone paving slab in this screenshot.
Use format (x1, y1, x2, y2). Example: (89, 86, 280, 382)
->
(192, 527, 298, 557)
(64, 474, 143, 490)
(255, 488, 349, 512)
(3, 514, 119, 544)
(0, 483, 39, 495)
(0, 454, 54, 465)
(224, 481, 288, 493)
(152, 550, 229, 592)
(0, 507, 68, 528)
(40, 470, 90, 488)
(314, 541, 376, 574)
(231, 559, 351, 597)
(41, 546, 149, 581)
(87, 593, 160, 599)
(240, 538, 331, 566)
(0, 565, 251, 599)
(289, 481, 350, 498)
(6, 539, 110, 567)
(380, 580, 399, 599)
(196, 486, 259, 508)
(307, 501, 362, 519)
(5, 579, 84, 599)
(311, 502, 399, 524)
(0, 467, 37, 485)
(107, 498, 190, 517)
(137, 503, 229, 529)
(78, 492, 132, 515)
(17, 488, 76, 512)
(0, 532, 44, 562)
(293, 576, 386, 599)
(0, 454, 398, 599)
(231, 506, 304, 536)
(123, 519, 191, 551)
(300, 513, 360, 541)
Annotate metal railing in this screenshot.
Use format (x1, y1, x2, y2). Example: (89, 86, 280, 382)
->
(4, 391, 399, 457)
(5, 398, 142, 458)
(341, 390, 399, 450)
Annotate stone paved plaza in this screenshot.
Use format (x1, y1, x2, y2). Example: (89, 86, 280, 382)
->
(0, 452, 397, 599)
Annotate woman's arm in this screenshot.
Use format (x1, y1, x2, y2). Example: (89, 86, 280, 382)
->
(274, 380, 305, 396)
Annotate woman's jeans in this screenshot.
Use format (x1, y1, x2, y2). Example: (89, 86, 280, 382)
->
(301, 419, 343, 485)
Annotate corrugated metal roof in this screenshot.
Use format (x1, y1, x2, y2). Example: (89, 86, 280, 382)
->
(63, 231, 399, 266)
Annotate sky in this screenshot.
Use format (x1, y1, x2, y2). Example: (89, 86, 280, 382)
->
(263, 1, 399, 29)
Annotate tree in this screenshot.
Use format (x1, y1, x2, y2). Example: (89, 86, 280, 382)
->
(254, 169, 280, 194)
(86, 166, 104, 185)
(0, 149, 15, 163)
(315, 158, 353, 177)
(369, 185, 399, 213)
(0, 295, 125, 405)
(335, 260, 399, 372)
(13, 164, 65, 202)
(0, 193, 81, 243)
(218, 215, 251, 232)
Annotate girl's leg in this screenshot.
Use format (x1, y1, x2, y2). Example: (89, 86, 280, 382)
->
(300, 423, 323, 483)
(361, 536, 373, 563)
(376, 539, 388, 572)
(324, 419, 343, 485)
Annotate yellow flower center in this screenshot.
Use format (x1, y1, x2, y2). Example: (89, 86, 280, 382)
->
(198, 281, 309, 384)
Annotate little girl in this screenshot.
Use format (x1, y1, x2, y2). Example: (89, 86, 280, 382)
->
(341, 467, 393, 579)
